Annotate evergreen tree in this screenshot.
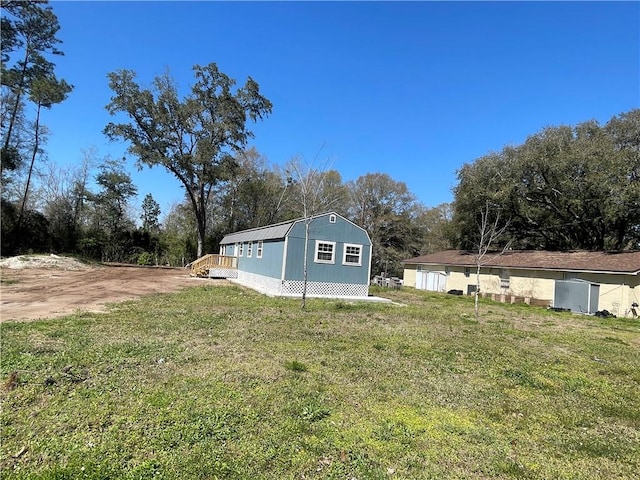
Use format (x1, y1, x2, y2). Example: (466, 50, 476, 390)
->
(1, 1, 70, 182)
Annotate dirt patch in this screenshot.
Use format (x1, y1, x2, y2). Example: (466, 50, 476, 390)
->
(0, 255, 222, 322)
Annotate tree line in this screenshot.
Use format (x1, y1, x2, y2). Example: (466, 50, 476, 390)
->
(1, 143, 452, 276)
(452, 109, 640, 252)
(2, 1, 637, 280)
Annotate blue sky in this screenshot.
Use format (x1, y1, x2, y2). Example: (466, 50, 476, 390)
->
(43, 1, 639, 216)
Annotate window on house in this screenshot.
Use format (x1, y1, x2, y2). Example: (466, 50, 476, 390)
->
(343, 243, 362, 266)
(500, 269, 510, 289)
(238, 243, 243, 257)
(247, 242, 253, 257)
(464, 267, 470, 278)
(329, 214, 337, 224)
(315, 241, 335, 264)
(257, 240, 263, 258)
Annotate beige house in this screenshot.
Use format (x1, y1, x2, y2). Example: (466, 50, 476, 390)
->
(401, 250, 640, 318)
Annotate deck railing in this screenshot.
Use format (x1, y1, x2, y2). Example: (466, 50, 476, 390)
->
(190, 254, 238, 277)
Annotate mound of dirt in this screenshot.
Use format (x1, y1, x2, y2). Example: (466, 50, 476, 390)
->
(0, 254, 94, 271)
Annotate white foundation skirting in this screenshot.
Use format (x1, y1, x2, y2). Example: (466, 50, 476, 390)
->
(208, 268, 238, 279)
(235, 271, 369, 298)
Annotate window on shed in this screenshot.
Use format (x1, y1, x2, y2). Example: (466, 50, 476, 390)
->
(343, 243, 362, 266)
(257, 241, 263, 258)
(247, 242, 253, 257)
(315, 241, 336, 264)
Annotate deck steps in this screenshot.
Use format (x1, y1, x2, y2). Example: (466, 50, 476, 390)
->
(190, 254, 238, 278)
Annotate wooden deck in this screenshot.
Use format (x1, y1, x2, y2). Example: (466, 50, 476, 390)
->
(190, 254, 238, 277)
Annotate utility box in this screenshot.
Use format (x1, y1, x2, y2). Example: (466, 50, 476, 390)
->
(554, 279, 600, 314)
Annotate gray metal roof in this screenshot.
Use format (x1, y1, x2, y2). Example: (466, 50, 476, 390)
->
(220, 219, 296, 244)
(219, 212, 363, 245)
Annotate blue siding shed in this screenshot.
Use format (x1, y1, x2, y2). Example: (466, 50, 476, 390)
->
(219, 212, 372, 298)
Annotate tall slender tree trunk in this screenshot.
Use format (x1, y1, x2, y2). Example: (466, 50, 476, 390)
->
(3, 48, 31, 153)
(17, 101, 42, 228)
(301, 220, 310, 309)
(475, 263, 481, 319)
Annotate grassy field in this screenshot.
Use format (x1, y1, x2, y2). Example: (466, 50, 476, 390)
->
(1, 284, 639, 479)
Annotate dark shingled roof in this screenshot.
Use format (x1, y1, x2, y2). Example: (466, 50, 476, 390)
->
(401, 250, 640, 275)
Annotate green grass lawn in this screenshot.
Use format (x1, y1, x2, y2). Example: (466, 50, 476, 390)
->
(1, 284, 639, 479)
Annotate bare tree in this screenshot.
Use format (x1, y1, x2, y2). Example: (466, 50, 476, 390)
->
(473, 201, 512, 318)
(285, 150, 340, 309)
